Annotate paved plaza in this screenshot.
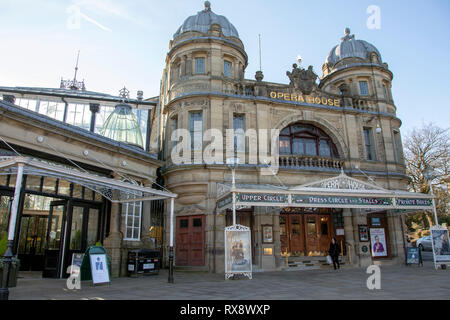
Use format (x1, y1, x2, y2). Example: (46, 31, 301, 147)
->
(8, 261, 450, 300)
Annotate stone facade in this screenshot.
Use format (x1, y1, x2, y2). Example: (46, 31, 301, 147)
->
(157, 3, 409, 272)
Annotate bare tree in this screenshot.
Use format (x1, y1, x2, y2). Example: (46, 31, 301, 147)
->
(403, 123, 449, 229)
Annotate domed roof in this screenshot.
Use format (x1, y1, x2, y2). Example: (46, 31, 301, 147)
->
(100, 103, 143, 148)
(173, 1, 239, 39)
(325, 28, 382, 67)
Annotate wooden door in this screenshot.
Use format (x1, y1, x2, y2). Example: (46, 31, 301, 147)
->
(305, 214, 320, 254)
(280, 214, 304, 254)
(318, 215, 331, 254)
(176, 215, 205, 266)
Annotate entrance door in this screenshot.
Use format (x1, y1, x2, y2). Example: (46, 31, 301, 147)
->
(61, 201, 101, 277)
(175, 215, 205, 266)
(305, 214, 331, 255)
(18, 215, 49, 271)
(280, 214, 304, 255)
(43, 201, 66, 278)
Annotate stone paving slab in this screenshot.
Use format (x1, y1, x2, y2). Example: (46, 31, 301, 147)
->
(8, 262, 450, 300)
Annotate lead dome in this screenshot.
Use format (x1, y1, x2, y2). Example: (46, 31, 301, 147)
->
(325, 28, 382, 68)
(173, 1, 240, 39)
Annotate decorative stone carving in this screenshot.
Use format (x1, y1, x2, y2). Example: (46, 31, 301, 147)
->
(286, 63, 318, 95)
(175, 204, 206, 215)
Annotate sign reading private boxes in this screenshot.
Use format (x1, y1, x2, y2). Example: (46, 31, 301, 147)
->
(89, 254, 110, 284)
(430, 225, 450, 268)
(224, 225, 252, 279)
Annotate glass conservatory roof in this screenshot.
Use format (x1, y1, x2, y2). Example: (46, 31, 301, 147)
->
(100, 103, 144, 148)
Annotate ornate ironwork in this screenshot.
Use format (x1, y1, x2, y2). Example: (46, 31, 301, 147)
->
(60, 78, 86, 91)
(119, 87, 130, 100)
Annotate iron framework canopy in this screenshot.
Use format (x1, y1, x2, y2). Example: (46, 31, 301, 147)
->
(0, 156, 177, 203)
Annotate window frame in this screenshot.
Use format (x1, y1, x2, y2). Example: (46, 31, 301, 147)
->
(123, 201, 142, 241)
(359, 81, 369, 96)
(363, 127, 376, 161)
(278, 123, 339, 158)
(194, 57, 206, 75)
(189, 111, 203, 151)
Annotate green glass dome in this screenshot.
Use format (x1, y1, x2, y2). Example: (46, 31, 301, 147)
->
(100, 103, 143, 148)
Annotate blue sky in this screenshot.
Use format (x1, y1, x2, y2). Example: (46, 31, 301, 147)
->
(0, 0, 449, 135)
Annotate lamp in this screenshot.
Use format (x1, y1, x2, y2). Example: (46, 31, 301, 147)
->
(226, 157, 239, 225)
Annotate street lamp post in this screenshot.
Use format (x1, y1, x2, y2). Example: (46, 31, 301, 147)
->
(423, 165, 439, 226)
(0, 163, 24, 300)
(168, 197, 175, 283)
(226, 158, 239, 226)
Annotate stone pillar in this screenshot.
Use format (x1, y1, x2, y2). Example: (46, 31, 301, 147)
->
(103, 176, 123, 277)
(140, 180, 154, 249)
(352, 210, 372, 267)
(343, 208, 357, 266)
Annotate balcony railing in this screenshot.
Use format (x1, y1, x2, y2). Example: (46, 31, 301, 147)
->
(279, 155, 343, 170)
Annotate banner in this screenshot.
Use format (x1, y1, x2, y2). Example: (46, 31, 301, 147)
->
(431, 226, 450, 264)
(370, 228, 388, 257)
(224, 225, 252, 279)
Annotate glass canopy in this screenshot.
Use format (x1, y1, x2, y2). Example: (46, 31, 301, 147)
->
(100, 103, 144, 148)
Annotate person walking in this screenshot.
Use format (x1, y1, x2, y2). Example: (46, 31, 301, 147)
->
(329, 237, 341, 270)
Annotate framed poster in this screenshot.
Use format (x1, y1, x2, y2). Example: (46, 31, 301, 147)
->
(225, 224, 252, 279)
(370, 228, 388, 257)
(262, 225, 273, 244)
(89, 254, 110, 284)
(430, 226, 450, 268)
(358, 225, 369, 242)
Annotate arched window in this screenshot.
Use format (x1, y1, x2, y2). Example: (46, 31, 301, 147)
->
(279, 123, 339, 158)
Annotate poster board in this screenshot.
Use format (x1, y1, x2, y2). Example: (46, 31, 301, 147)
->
(406, 247, 421, 266)
(430, 225, 450, 269)
(89, 254, 110, 284)
(70, 253, 84, 275)
(224, 224, 252, 280)
(370, 228, 388, 257)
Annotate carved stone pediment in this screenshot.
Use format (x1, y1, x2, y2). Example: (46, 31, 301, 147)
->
(175, 204, 206, 215)
(286, 63, 318, 95)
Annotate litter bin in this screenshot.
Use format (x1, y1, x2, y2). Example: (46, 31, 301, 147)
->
(127, 249, 160, 277)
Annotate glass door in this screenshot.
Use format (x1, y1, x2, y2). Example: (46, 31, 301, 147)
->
(62, 201, 102, 278)
(43, 201, 66, 278)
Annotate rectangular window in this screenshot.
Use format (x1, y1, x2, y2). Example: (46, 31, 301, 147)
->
(195, 57, 205, 74)
(66, 103, 90, 130)
(172, 116, 178, 148)
(123, 201, 142, 241)
(382, 84, 388, 99)
(189, 111, 203, 151)
(364, 128, 375, 160)
(393, 131, 402, 163)
(224, 60, 232, 77)
(359, 81, 369, 96)
(233, 114, 245, 153)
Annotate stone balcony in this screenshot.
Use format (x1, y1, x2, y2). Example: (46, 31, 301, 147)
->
(279, 155, 344, 170)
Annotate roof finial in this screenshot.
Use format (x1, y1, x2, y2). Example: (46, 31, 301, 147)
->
(204, 1, 211, 11)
